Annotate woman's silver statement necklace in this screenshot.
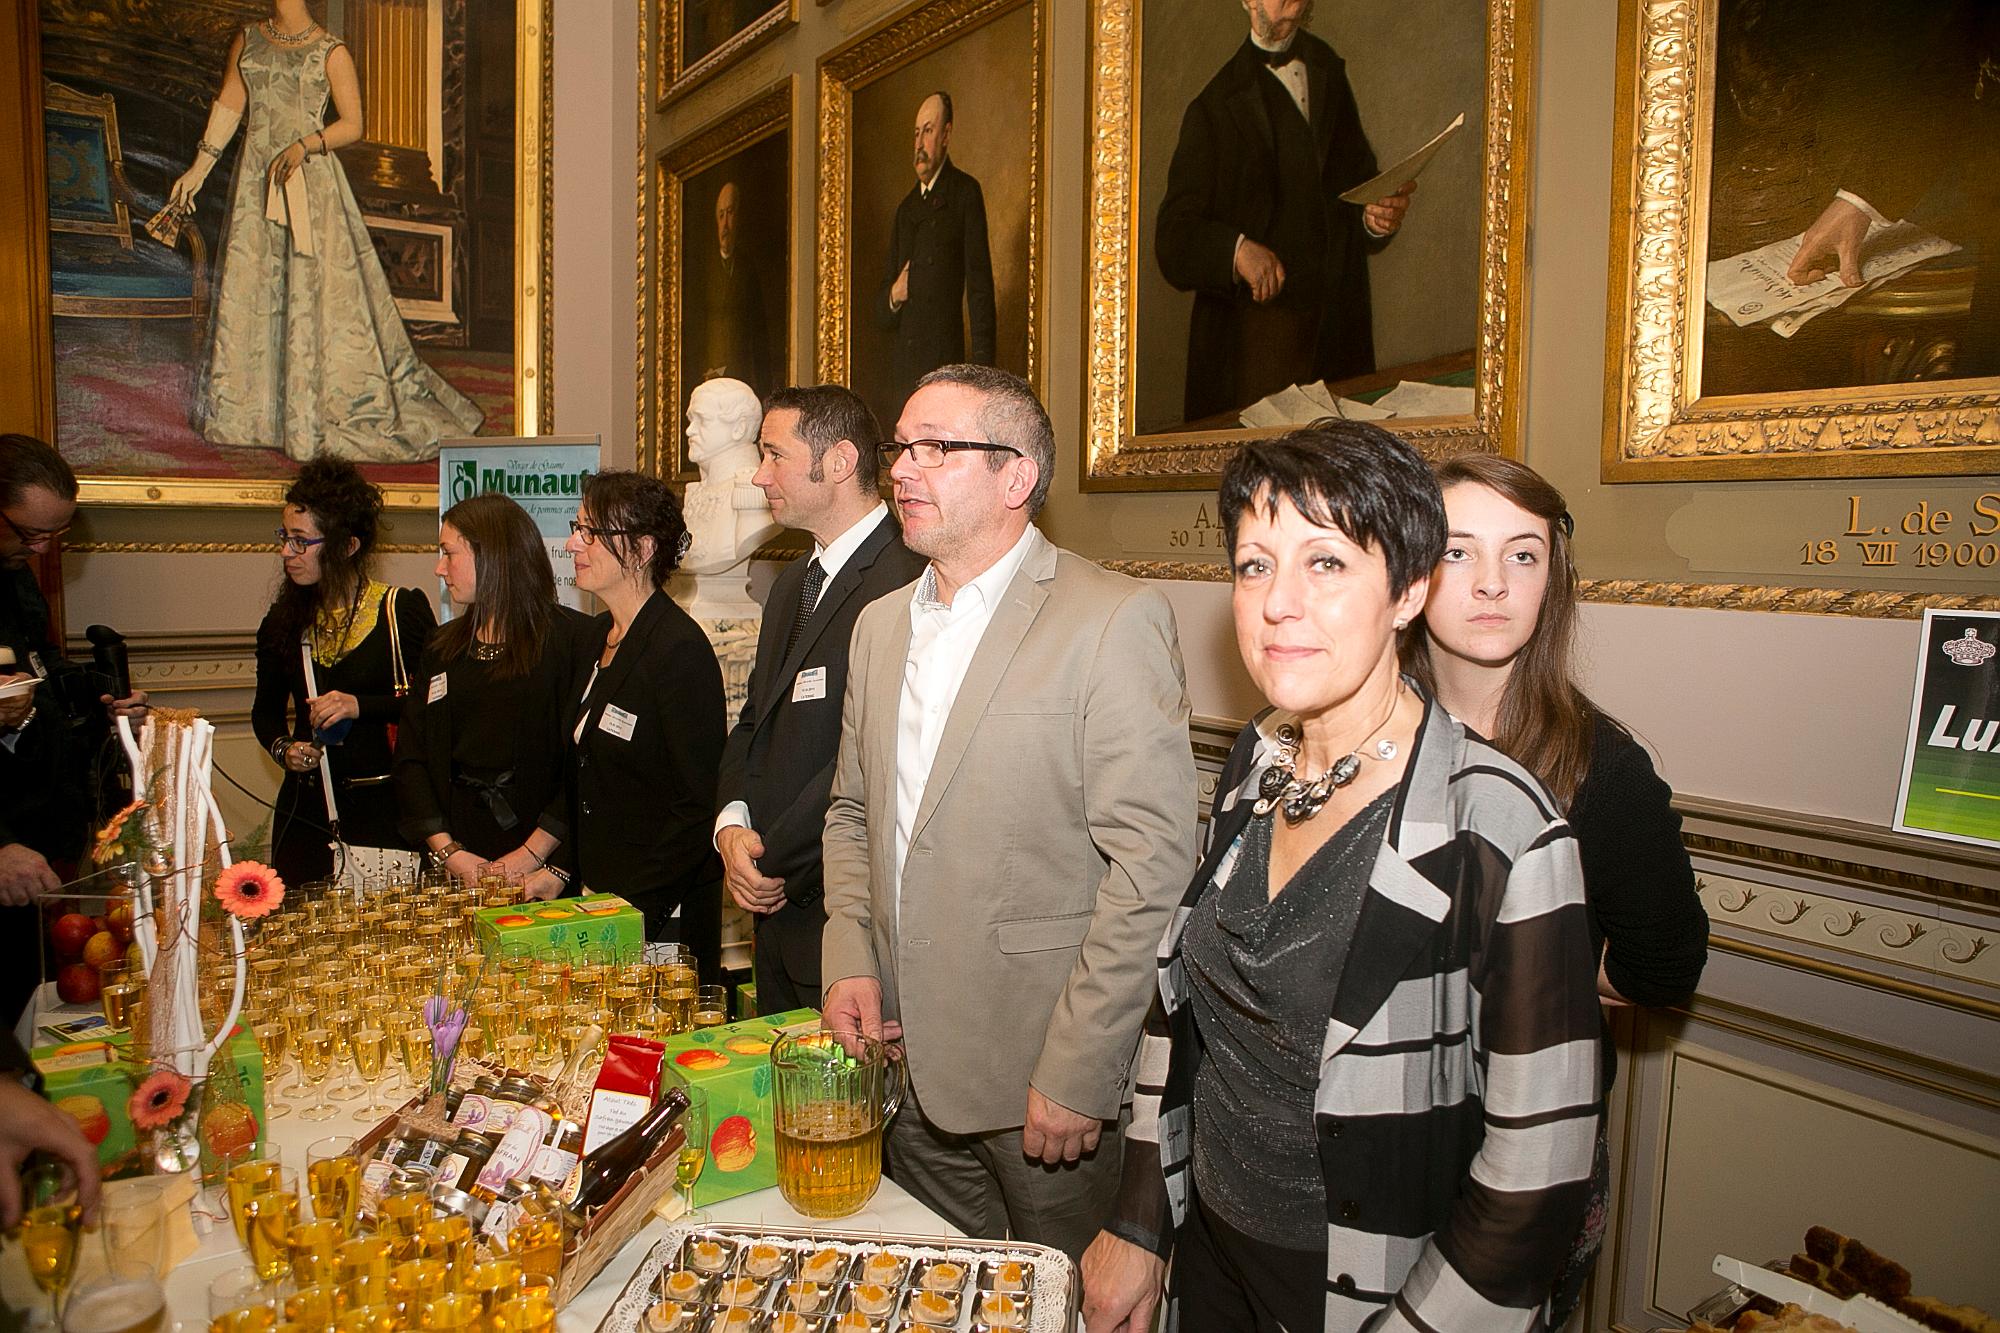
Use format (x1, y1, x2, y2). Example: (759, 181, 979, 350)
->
(1254, 688, 1402, 824)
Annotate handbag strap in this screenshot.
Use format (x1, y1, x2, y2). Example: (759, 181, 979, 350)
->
(385, 586, 410, 698)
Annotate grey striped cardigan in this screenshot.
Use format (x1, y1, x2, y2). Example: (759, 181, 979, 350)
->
(1109, 694, 1604, 1332)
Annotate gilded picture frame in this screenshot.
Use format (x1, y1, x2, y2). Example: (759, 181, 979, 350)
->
(35, 0, 554, 512)
(814, 0, 1047, 423)
(1603, 0, 2000, 482)
(657, 0, 797, 109)
(649, 77, 795, 481)
(1080, 0, 1534, 492)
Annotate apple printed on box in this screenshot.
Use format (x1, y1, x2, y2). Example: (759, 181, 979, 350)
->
(658, 1008, 820, 1206)
(472, 893, 644, 962)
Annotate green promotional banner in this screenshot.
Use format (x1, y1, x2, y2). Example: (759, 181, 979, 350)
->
(436, 436, 601, 612)
(1893, 609, 2000, 849)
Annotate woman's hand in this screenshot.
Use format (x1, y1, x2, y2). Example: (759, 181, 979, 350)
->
(1081, 1232, 1166, 1333)
(521, 870, 563, 902)
(267, 139, 308, 189)
(441, 850, 486, 888)
(283, 740, 324, 772)
(491, 846, 543, 884)
(306, 691, 359, 730)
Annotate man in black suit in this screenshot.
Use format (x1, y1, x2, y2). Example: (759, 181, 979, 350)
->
(1157, 0, 1416, 423)
(692, 181, 772, 396)
(876, 92, 997, 409)
(714, 384, 925, 1015)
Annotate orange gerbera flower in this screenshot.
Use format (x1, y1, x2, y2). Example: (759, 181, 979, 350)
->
(213, 862, 286, 920)
(128, 1069, 192, 1130)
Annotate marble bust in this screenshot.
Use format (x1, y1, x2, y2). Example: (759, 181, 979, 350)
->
(673, 377, 778, 621)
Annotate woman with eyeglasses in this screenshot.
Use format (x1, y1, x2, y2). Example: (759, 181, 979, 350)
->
(252, 457, 434, 887)
(1401, 454, 1708, 1327)
(394, 492, 595, 899)
(563, 470, 726, 970)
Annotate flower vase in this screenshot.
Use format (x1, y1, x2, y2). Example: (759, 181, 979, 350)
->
(148, 1078, 205, 1175)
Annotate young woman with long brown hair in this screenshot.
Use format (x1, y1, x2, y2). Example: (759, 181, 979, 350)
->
(1402, 452, 1709, 1325)
(394, 492, 594, 898)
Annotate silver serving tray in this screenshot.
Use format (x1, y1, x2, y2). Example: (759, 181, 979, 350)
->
(598, 1220, 1078, 1333)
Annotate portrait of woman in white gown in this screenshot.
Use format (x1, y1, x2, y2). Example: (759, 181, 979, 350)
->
(165, 0, 483, 462)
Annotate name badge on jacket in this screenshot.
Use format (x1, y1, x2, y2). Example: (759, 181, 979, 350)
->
(791, 667, 828, 703)
(599, 704, 638, 742)
(428, 674, 448, 703)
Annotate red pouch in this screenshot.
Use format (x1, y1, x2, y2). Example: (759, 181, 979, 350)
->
(578, 1034, 664, 1157)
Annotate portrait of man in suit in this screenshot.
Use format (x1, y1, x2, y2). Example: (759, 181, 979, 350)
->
(875, 92, 998, 411)
(1155, 0, 1416, 424)
(821, 364, 1196, 1263)
(691, 182, 772, 395)
(714, 384, 925, 1014)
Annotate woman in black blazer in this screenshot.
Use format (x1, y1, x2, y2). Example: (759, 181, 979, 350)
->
(562, 470, 726, 967)
(395, 493, 594, 899)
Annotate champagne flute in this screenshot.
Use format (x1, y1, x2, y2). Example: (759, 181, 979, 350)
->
(285, 1221, 344, 1290)
(295, 1026, 338, 1121)
(306, 1135, 361, 1236)
(350, 1022, 390, 1116)
(205, 1268, 271, 1329)
(253, 1020, 292, 1119)
(674, 1085, 710, 1225)
(397, 1024, 433, 1095)
(327, 1007, 362, 1102)
(224, 1152, 284, 1246)
(21, 1161, 83, 1328)
(98, 961, 143, 1034)
(241, 1181, 300, 1291)
(692, 985, 728, 1029)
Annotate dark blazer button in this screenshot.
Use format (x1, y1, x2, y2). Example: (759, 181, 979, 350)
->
(1325, 1119, 1342, 1137)
(1340, 1200, 1359, 1222)
(581, 801, 592, 815)
(1334, 1273, 1355, 1293)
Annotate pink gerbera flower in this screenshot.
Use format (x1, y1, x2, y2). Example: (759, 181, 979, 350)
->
(128, 1069, 192, 1130)
(213, 862, 286, 920)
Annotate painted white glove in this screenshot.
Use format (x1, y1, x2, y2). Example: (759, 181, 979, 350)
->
(168, 101, 243, 211)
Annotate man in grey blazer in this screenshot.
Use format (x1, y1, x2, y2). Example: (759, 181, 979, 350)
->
(821, 364, 1197, 1262)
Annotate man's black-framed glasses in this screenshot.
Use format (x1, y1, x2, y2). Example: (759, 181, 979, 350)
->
(273, 530, 326, 554)
(569, 519, 634, 544)
(3, 510, 72, 546)
(880, 439, 1025, 468)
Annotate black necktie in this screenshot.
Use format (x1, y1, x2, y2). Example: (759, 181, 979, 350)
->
(785, 558, 827, 659)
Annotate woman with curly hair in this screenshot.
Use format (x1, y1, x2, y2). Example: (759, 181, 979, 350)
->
(252, 457, 434, 886)
(563, 470, 726, 971)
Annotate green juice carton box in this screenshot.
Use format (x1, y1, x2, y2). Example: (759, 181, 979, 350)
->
(659, 1007, 819, 1205)
(32, 1024, 267, 1180)
(474, 893, 643, 961)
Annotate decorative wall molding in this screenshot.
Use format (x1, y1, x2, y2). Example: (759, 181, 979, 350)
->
(1110, 560, 2000, 619)
(66, 542, 432, 556)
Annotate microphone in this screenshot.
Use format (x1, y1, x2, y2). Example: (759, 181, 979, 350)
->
(85, 624, 131, 701)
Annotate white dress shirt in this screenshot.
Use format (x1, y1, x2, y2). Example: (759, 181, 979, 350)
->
(891, 525, 1037, 914)
(715, 504, 890, 839)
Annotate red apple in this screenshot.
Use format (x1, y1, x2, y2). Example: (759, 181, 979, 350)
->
(50, 912, 97, 960)
(55, 1095, 110, 1146)
(82, 931, 121, 970)
(56, 962, 102, 1004)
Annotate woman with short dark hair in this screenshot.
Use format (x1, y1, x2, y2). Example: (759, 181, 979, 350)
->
(562, 471, 725, 968)
(394, 492, 595, 898)
(252, 457, 433, 887)
(1083, 423, 1602, 1333)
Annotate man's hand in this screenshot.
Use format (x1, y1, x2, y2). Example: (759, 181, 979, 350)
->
(1021, 1086, 1102, 1165)
(0, 1082, 102, 1229)
(102, 689, 148, 724)
(718, 826, 786, 914)
(890, 261, 912, 311)
(822, 976, 901, 1052)
(1786, 196, 1870, 288)
(1364, 178, 1417, 237)
(0, 672, 34, 728)
(1081, 1232, 1166, 1333)
(1233, 238, 1286, 303)
(0, 842, 59, 908)
(306, 691, 360, 730)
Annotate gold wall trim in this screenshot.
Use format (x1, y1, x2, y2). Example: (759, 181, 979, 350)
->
(658, 1, 797, 109)
(651, 79, 795, 481)
(1108, 559, 2000, 619)
(1602, 0, 1999, 480)
(814, 0, 1046, 395)
(65, 541, 431, 555)
(1080, 0, 1533, 490)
